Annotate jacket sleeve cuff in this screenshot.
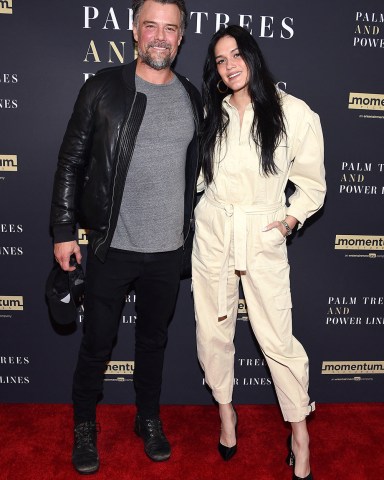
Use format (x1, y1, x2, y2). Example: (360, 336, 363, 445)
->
(52, 224, 76, 244)
(286, 207, 307, 230)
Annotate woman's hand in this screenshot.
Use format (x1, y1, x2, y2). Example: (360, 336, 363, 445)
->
(262, 215, 298, 237)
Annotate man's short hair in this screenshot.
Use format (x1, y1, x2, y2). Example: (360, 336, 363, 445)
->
(132, 0, 187, 34)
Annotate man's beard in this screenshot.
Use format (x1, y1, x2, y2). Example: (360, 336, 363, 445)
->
(138, 41, 176, 70)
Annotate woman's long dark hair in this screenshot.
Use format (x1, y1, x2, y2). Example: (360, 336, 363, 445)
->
(201, 25, 286, 185)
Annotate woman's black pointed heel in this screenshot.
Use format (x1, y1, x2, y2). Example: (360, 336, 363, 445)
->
(218, 407, 238, 461)
(286, 435, 313, 480)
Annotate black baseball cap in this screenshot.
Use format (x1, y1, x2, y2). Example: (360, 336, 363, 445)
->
(45, 258, 85, 325)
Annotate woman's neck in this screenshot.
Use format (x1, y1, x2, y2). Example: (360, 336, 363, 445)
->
(229, 90, 252, 110)
(229, 90, 252, 126)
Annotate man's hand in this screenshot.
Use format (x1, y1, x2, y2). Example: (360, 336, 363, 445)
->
(54, 240, 82, 271)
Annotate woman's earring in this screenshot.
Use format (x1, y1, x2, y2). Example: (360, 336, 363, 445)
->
(217, 79, 229, 94)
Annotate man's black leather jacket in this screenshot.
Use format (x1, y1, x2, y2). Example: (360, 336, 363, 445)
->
(50, 60, 203, 262)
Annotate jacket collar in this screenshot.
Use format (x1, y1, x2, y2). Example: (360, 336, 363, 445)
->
(121, 59, 138, 91)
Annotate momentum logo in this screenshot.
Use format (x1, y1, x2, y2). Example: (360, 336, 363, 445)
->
(104, 361, 134, 382)
(78, 229, 89, 245)
(0, 155, 17, 171)
(105, 361, 134, 375)
(322, 361, 384, 375)
(0, 0, 12, 14)
(237, 298, 248, 321)
(348, 92, 384, 111)
(0, 296, 23, 310)
(335, 235, 384, 250)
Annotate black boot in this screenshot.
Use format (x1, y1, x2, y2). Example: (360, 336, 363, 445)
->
(72, 421, 100, 474)
(134, 415, 171, 462)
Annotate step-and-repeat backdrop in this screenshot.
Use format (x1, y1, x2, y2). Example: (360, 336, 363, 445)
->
(1, 0, 383, 406)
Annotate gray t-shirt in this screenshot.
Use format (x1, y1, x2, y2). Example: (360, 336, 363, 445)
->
(111, 74, 195, 252)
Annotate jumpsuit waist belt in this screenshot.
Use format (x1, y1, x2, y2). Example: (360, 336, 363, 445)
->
(204, 193, 285, 318)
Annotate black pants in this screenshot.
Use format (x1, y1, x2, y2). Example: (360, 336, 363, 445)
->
(72, 247, 182, 422)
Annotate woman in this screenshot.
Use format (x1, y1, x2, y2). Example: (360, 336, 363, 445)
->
(192, 26, 326, 479)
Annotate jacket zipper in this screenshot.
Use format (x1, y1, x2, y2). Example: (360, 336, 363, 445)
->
(94, 91, 138, 255)
(183, 93, 200, 249)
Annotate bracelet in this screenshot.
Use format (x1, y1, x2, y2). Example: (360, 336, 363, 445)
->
(280, 219, 292, 236)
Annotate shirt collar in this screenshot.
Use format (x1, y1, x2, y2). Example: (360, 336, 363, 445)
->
(222, 95, 253, 111)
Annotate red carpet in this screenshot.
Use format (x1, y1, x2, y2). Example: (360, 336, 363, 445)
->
(0, 403, 382, 480)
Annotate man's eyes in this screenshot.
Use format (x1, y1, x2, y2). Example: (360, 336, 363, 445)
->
(144, 24, 177, 32)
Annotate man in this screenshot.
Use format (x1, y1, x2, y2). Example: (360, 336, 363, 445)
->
(50, 0, 202, 474)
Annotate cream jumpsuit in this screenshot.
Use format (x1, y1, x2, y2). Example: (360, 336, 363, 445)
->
(192, 93, 326, 422)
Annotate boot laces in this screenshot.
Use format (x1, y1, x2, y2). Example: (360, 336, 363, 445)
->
(145, 418, 164, 438)
(74, 421, 100, 448)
